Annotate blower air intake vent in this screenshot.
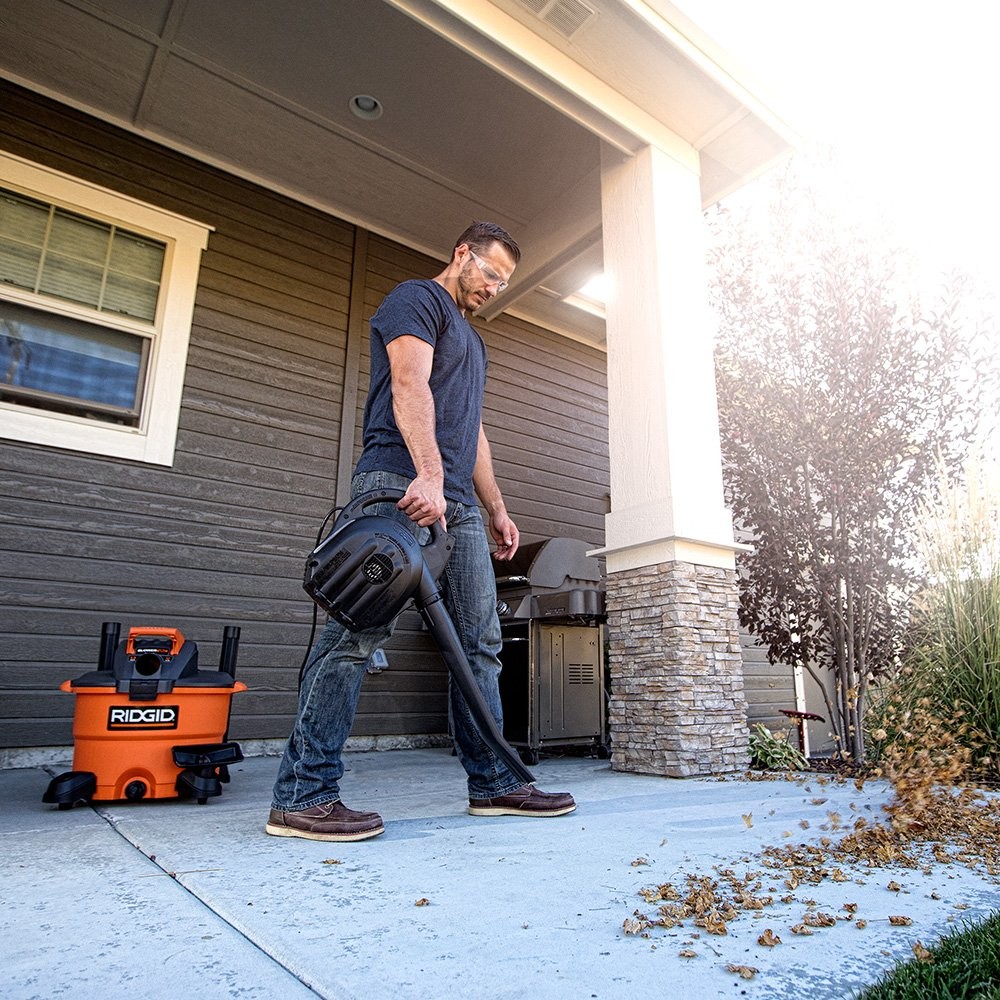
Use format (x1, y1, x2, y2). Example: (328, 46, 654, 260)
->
(516, 0, 596, 39)
(363, 553, 395, 584)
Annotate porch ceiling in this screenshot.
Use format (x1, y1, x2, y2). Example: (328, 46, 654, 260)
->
(0, 0, 797, 347)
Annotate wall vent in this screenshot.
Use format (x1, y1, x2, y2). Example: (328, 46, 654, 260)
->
(517, 0, 597, 39)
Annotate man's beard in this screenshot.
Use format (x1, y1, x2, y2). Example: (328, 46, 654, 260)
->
(457, 263, 486, 314)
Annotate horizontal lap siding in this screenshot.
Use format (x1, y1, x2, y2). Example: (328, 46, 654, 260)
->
(0, 83, 353, 748)
(0, 82, 777, 754)
(480, 312, 609, 546)
(741, 632, 796, 732)
(732, 528, 796, 732)
(0, 85, 613, 751)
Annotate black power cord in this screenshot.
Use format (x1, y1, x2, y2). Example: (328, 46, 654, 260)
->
(297, 503, 343, 688)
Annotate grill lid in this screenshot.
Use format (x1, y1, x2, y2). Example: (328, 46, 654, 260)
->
(493, 537, 605, 620)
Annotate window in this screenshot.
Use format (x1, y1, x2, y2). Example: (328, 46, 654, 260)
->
(0, 150, 211, 465)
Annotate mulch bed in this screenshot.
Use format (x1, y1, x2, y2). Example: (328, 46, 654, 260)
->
(804, 756, 873, 780)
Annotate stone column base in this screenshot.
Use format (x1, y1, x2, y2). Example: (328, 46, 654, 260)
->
(606, 560, 749, 777)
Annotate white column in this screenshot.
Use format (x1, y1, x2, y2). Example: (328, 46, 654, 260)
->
(597, 142, 741, 573)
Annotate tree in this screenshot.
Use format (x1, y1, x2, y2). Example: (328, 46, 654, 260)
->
(709, 159, 995, 760)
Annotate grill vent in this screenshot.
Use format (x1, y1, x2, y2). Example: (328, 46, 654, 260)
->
(567, 662, 595, 685)
(516, 0, 596, 39)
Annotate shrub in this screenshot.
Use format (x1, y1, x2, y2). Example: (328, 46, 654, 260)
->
(865, 450, 1000, 783)
(748, 723, 808, 771)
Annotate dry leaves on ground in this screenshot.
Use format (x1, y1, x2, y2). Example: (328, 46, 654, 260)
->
(623, 732, 1000, 966)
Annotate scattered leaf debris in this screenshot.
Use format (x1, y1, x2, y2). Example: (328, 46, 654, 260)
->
(623, 740, 999, 966)
(757, 928, 781, 947)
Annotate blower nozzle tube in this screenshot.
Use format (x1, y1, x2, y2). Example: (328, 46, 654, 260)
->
(416, 572, 535, 786)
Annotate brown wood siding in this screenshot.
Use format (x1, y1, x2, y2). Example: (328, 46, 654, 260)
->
(0, 83, 353, 748)
(1, 83, 776, 753)
(0, 83, 613, 750)
(740, 631, 796, 733)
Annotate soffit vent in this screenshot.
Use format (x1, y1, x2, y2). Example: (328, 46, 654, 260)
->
(516, 0, 597, 39)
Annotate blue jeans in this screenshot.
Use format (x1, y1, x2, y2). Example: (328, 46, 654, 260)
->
(272, 470, 525, 808)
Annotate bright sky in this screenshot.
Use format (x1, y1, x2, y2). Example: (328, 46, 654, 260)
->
(676, 0, 1000, 298)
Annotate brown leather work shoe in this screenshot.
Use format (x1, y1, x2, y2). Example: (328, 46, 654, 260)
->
(265, 800, 385, 841)
(468, 784, 576, 817)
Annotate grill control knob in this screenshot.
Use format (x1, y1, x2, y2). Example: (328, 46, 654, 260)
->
(495, 600, 509, 617)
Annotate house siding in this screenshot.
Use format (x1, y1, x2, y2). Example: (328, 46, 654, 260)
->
(740, 631, 797, 734)
(0, 82, 613, 750)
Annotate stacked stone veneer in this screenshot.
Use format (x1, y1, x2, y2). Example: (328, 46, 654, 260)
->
(606, 560, 750, 777)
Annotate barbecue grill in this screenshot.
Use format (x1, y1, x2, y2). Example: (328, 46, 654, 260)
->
(493, 537, 608, 764)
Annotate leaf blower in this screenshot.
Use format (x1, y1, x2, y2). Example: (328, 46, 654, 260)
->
(303, 488, 535, 786)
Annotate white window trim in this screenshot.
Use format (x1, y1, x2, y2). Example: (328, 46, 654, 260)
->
(0, 149, 212, 466)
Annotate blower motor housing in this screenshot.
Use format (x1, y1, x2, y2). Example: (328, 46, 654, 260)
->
(303, 488, 454, 632)
(304, 513, 428, 631)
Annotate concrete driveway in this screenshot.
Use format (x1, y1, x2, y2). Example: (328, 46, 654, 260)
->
(4, 748, 997, 999)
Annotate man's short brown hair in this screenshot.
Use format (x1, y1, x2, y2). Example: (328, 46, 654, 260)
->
(453, 221, 521, 264)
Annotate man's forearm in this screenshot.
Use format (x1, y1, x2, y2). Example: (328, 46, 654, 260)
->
(473, 424, 505, 514)
(475, 423, 519, 559)
(392, 382, 443, 482)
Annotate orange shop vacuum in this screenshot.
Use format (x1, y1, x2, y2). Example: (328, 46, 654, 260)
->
(43, 622, 247, 808)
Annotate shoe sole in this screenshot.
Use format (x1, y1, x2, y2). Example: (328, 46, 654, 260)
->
(264, 822, 385, 842)
(468, 804, 576, 817)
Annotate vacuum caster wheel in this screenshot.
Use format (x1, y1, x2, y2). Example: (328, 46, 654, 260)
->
(42, 771, 97, 809)
(172, 743, 243, 803)
(176, 768, 223, 804)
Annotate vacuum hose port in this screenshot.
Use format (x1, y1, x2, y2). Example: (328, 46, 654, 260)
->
(134, 653, 162, 676)
(124, 780, 147, 800)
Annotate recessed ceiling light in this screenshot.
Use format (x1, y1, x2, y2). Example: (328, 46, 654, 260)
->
(349, 94, 383, 121)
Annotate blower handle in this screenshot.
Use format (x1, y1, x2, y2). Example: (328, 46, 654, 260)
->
(337, 488, 454, 581)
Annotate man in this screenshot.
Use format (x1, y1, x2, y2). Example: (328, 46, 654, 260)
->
(266, 221, 576, 842)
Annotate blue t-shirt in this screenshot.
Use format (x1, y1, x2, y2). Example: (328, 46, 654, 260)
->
(354, 279, 487, 504)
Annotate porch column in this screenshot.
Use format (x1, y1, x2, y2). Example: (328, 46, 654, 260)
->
(597, 142, 749, 777)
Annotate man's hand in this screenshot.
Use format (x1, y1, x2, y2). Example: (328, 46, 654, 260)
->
(398, 474, 447, 528)
(489, 508, 520, 561)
